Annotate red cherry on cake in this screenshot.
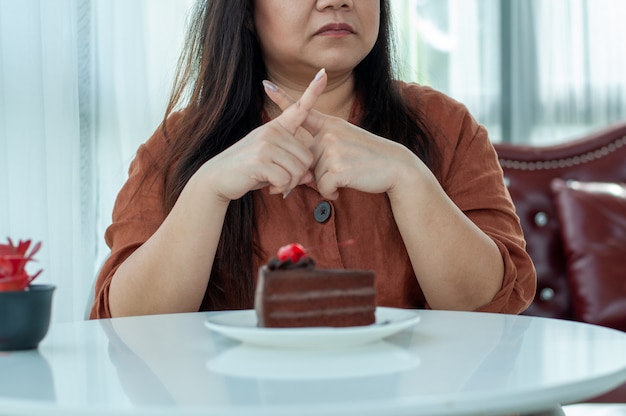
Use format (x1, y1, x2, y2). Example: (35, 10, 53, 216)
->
(277, 243, 307, 263)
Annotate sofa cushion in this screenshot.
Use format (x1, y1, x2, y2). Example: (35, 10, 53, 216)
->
(551, 178, 626, 331)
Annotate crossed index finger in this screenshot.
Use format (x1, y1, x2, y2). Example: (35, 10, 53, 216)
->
(263, 68, 327, 136)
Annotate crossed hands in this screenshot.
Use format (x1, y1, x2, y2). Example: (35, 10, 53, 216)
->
(202, 69, 420, 203)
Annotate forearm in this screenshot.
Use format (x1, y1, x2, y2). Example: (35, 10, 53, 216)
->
(108, 175, 229, 317)
(388, 164, 504, 311)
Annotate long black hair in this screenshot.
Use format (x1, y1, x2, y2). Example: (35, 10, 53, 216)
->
(160, 0, 439, 310)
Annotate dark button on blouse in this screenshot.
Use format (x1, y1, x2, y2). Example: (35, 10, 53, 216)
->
(314, 201, 332, 223)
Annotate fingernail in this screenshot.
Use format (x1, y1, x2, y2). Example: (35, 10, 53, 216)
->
(262, 80, 278, 92)
(282, 189, 292, 199)
(314, 68, 325, 82)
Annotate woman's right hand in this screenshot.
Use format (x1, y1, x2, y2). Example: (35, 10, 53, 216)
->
(196, 69, 328, 202)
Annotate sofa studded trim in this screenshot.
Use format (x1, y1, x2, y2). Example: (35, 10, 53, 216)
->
(499, 135, 626, 171)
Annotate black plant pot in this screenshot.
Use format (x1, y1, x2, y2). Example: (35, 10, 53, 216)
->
(0, 284, 55, 351)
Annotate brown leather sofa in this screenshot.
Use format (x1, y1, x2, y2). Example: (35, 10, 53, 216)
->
(493, 121, 626, 403)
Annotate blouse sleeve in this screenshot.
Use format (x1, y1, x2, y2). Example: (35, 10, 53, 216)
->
(405, 83, 537, 314)
(451, 123, 536, 314)
(89, 128, 169, 319)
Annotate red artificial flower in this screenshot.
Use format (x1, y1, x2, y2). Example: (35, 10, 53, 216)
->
(0, 238, 43, 291)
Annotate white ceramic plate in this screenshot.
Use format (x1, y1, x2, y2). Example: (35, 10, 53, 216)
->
(205, 307, 420, 349)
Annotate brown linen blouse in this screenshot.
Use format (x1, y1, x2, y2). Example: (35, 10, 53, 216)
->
(90, 82, 536, 319)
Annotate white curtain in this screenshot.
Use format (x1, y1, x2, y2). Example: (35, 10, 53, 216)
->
(1, 0, 84, 323)
(0, 0, 193, 323)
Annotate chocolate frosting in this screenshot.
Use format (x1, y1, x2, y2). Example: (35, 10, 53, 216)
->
(267, 257, 316, 271)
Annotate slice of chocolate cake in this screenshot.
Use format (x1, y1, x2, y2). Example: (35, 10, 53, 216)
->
(254, 244, 376, 328)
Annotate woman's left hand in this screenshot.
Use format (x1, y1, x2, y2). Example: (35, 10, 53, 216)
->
(264, 79, 425, 200)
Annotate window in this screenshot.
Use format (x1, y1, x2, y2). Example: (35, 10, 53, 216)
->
(393, 0, 626, 144)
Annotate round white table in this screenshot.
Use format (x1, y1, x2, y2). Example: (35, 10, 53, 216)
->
(1, 309, 625, 416)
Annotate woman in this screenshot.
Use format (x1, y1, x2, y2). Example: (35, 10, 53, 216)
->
(90, 0, 536, 319)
